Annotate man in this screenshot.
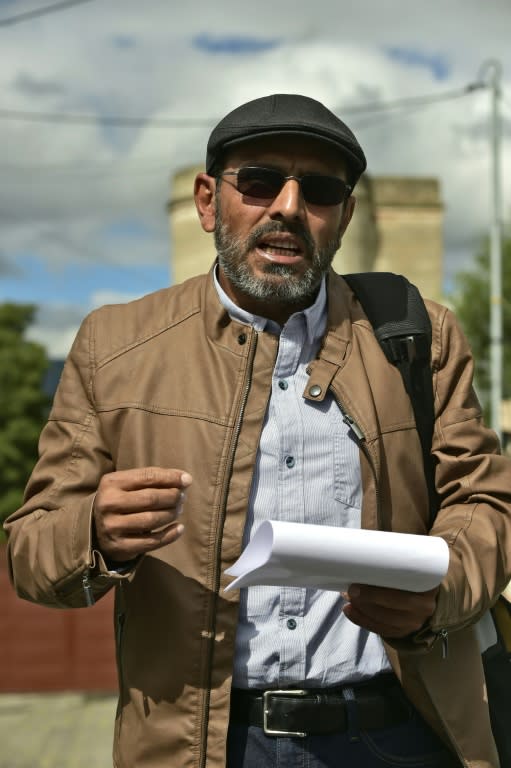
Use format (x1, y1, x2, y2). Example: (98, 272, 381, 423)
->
(5, 93, 511, 768)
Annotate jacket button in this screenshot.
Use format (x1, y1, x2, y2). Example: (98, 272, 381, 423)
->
(309, 384, 322, 397)
(237, 333, 247, 345)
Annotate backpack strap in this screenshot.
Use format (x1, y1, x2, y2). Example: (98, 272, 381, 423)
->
(343, 272, 438, 526)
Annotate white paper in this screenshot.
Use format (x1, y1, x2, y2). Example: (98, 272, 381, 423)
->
(224, 520, 449, 593)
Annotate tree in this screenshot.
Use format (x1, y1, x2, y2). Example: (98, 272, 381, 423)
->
(452, 233, 511, 422)
(0, 303, 50, 538)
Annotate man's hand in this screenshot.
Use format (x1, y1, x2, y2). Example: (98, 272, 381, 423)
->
(92, 467, 193, 564)
(342, 583, 439, 639)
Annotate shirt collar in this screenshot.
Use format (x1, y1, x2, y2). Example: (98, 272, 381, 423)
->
(213, 264, 327, 344)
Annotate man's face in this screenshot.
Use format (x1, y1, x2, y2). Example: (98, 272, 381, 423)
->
(196, 135, 355, 320)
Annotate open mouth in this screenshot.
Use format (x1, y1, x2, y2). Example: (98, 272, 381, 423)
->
(256, 235, 305, 264)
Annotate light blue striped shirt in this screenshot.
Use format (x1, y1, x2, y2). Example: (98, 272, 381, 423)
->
(214, 270, 391, 688)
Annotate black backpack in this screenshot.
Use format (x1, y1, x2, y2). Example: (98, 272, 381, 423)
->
(343, 272, 437, 524)
(344, 271, 511, 767)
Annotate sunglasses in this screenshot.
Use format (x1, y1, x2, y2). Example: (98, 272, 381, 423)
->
(218, 166, 351, 206)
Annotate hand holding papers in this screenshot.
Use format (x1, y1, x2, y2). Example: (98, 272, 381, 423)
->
(224, 520, 449, 593)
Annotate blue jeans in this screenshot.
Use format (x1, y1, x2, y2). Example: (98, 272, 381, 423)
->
(226, 708, 460, 768)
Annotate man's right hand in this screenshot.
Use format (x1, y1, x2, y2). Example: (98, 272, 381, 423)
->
(92, 467, 192, 564)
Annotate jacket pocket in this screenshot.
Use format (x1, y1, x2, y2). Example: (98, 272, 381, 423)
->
(333, 430, 362, 509)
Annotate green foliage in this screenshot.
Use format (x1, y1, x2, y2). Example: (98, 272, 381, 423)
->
(0, 303, 50, 537)
(452, 234, 511, 419)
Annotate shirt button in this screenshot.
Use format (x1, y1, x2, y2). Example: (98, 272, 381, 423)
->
(285, 456, 295, 468)
(287, 618, 297, 630)
(278, 380, 288, 390)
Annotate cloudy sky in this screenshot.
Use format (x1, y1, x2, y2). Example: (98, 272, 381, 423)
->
(1, 0, 510, 358)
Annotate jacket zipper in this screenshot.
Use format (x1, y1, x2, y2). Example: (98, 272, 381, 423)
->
(113, 582, 126, 745)
(335, 398, 383, 530)
(199, 330, 259, 768)
(81, 514, 96, 606)
(116, 611, 126, 697)
(82, 569, 95, 606)
(437, 628, 449, 659)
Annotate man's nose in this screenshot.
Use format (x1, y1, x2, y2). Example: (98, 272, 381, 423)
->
(267, 178, 306, 220)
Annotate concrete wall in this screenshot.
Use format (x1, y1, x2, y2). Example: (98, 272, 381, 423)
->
(372, 177, 443, 301)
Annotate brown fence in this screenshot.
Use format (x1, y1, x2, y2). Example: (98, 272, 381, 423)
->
(0, 544, 117, 692)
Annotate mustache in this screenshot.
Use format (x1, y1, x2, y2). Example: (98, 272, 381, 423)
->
(245, 221, 315, 256)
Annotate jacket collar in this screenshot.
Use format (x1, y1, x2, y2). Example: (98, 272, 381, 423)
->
(212, 263, 328, 345)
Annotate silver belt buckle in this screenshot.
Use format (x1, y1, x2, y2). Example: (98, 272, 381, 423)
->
(263, 689, 308, 738)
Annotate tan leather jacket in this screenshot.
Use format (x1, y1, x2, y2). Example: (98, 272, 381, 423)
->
(5, 269, 511, 768)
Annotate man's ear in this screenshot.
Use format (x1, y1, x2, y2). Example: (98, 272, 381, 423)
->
(194, 173, 216, 233)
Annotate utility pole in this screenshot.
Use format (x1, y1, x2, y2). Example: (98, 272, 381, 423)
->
(479, 60, 503, 441)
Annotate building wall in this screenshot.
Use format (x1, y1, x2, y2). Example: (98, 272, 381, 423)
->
(331, 174, 378, 276)
(0, 545, 117, 692)
(168, 169, 444, 302)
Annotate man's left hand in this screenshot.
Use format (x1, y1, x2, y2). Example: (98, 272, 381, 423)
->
(342, 584, 439, 639)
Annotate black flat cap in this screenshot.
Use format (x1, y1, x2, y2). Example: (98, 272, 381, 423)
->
(206, 93, 367, 185)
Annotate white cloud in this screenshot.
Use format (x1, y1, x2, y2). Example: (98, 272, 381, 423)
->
(90, 289, 146, 308)
(27, 322, 81, 361)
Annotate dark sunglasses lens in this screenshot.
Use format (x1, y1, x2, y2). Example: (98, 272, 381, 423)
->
(301, 175, 347, 205)
(236, 168, 283, 199)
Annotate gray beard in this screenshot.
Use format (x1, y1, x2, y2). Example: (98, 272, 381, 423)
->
(214, 206, 342, 305)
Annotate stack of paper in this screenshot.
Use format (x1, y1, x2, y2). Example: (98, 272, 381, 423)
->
(224, 520, 449, 593)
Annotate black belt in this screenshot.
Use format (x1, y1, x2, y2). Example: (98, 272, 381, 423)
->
(230, 675, 410, 738)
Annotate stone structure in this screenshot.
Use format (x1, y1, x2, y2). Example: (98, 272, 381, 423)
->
(371, 177, 443, 302)
(167, 167, 444, 302)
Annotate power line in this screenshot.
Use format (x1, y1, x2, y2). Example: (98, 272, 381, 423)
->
(0, 108, 211, 126)
(0, 157, 169, 173)
(0, 82, 487, 128)
(0, 161, 169, 178)
(0, 0, 97, 27)
(349, 90, 478, 131)
(340, 83, 484, 116)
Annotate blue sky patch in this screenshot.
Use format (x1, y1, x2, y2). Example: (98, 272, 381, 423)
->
(193, 33, 281, 55)
(384, 46, 450, 81)
(112, 35, 137, 49)
(101, 217, 153, 242)
(0, 249, 168, 307)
